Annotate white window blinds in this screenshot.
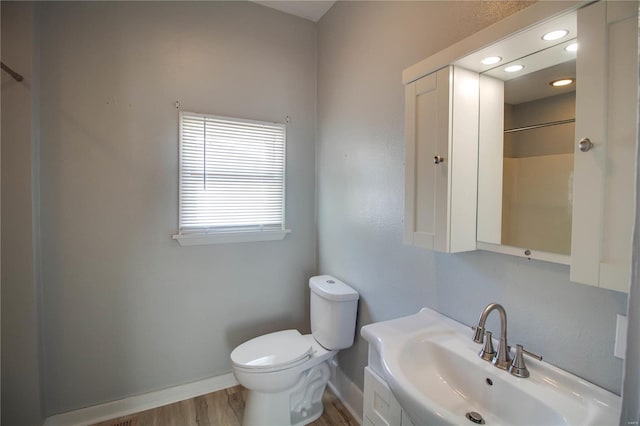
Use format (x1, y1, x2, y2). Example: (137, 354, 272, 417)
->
(178, 112, 286, 235)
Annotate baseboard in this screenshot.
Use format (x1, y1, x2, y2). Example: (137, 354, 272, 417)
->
(43, 372, 238, 426)
(328, 365, 363, 425)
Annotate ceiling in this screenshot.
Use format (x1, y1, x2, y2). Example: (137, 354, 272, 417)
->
(252, 1, 335, 22)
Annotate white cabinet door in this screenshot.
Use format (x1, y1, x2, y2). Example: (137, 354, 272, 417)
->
(400, 411, 417, 426)
(363, 365, 420, 426)
(363, 367, 402, 426)
(570, 0, 638, 292)
(404, 66, 479, 253)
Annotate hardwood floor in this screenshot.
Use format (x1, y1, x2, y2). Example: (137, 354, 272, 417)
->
(93, 385, 357, 426)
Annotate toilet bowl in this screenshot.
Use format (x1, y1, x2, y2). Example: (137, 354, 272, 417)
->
(232, 332, 337, 425)
(230, 275, 359, 426)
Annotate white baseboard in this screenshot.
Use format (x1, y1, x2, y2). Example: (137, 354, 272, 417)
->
(328, 365, 363, 425)
(43, 372, 238, 426)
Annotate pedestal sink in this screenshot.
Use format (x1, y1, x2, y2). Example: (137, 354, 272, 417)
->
(361, 308, 620, 425)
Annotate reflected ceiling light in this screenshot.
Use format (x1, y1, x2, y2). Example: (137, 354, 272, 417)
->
(542, 30, 569, 41)
(481, 56, 502, 65)
(565, 42, 578, 52)
(504, 64, 524, 73)
(550, 78, 575, 87)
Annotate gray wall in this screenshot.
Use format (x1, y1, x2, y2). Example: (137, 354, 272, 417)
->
(317, 1, 628, 395)
(38, 2, 317, 415)
(1, 2, 44, 424)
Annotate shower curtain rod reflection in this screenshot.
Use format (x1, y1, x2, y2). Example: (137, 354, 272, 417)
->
(504, 118, 575, 134)
(1, 62, 24, 82)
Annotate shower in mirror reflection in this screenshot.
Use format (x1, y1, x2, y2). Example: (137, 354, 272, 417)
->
(477, 36, 577, 258)
(501, 59, 576, 255)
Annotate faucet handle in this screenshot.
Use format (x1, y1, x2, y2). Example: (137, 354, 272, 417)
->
(522, 346, 542, 361)
(509, 344, 543, 378)
(478, 331, 496, 361)
(471, 325, 485, 343)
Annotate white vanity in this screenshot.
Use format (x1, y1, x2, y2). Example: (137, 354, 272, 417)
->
(403, 0, 638, 293)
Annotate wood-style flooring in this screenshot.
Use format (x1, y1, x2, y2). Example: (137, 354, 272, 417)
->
(93, 385, 357, 426)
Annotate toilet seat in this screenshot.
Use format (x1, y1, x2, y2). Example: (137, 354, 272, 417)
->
(231, 329, 313, 373)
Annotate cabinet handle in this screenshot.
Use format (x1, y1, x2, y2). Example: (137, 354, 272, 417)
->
(434, 155, 445, 164)
(578, 138, 594, 152)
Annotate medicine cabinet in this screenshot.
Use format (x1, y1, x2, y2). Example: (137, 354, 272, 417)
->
(403, 66, 479, 252)
(402, 1, 638, 292)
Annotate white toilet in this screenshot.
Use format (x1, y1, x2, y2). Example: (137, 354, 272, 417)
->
(230, 275, 359, 426)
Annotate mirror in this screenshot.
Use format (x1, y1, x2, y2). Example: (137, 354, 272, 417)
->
(458, 11, 578, 262)
(487, 45, 576, 256)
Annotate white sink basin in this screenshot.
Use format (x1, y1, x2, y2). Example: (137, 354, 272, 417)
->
(361, 308, 620, 425)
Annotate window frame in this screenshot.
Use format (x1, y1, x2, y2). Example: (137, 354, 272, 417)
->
(173, 111, 290, 246)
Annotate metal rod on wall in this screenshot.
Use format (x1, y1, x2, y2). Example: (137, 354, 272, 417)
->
(1, 62, 24, 82)
(504, 118, 575, 134)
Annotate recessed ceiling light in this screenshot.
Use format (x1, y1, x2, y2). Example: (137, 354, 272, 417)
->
(504, 64, 524, 73)
(481, 56, 502, 65)
(550, 78, 575, 87)
(565, 43, 578, 52)
(542, 30, 569, 41)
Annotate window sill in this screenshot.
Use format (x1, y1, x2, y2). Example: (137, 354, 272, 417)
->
(172, 229, 291, 246)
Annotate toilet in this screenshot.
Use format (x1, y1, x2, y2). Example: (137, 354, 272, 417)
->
(230, 275, 359, 426)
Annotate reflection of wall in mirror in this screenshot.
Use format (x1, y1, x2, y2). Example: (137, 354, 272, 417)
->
(504, 92, 575, 157)
(502, 92, 575, 255)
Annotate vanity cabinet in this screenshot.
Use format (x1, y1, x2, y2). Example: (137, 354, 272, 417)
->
(363, 343, 416, 426)
(403, 66, 479, 253)
(363, 367, 416, 426)
(570, 1, 638, 292)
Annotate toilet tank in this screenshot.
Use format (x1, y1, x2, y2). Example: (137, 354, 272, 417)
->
(309, 275, 359, 350)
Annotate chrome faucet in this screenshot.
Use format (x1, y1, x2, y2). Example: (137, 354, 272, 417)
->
(472, 303, 511, 370)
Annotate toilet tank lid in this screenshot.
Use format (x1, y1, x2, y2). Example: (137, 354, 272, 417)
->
(309, 275, 359, 302)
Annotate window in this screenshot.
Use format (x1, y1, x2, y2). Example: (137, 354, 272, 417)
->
(173, 112, 289, 246)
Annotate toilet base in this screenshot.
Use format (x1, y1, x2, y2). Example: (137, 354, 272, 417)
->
(241, 361, 331, 426)
(242, 391, 324, 426)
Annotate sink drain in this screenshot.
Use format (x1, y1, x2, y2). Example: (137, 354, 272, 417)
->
(465, 411, 485, 424)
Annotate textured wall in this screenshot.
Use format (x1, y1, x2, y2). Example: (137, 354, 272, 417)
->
(38, 2, 317, 415)
(317, 1, 628, 394)
(1, 2, 43, 424)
